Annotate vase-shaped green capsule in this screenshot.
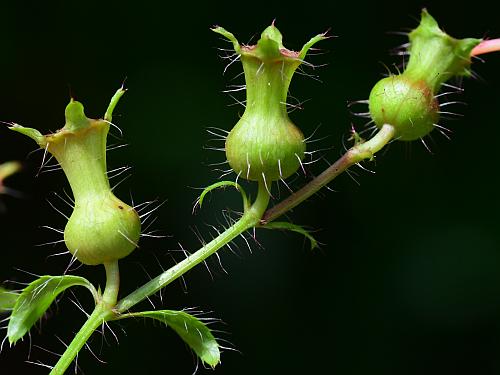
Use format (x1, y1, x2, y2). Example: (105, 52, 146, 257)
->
(213, 24, 326, 182)
(368, 9, 481, 141)
(11, 91, 140, 265)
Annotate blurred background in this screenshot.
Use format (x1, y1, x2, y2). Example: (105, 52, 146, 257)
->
(1, 0, 500, 374)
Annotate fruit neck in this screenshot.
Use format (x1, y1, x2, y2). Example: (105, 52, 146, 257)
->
(47, 121, 111, 203)
(403, 36, 476, 91)
(213, 23, 325, 124)
(402, 9, 480, 92)
(241, 55, 296, 121)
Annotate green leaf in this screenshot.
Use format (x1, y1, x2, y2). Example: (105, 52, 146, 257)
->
(262, 221, 319, 250)
(117, 310, 220, 367)
(7, 275, 97, 344)
(0, 286, 19, 313)
(197, 180, 249, 212)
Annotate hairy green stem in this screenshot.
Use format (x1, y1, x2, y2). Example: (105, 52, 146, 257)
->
(52, 192, 275, 374)
(262, 124, 396, 223)
(52, 126, 393, 372)
(117, 125, 394, 312)
(116, 180, 270, 313)
(50, 306, 112, 375)
(50, 261, 120, 374)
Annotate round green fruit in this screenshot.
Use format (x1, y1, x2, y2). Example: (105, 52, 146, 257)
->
(64, 193, 141, 266)
(369, 75, 439, 141)
(225, 115, 305, 182)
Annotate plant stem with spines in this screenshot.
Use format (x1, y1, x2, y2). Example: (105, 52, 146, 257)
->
(116, 179, 270, 312)
(262, 124, 396, 223)
(50, 180, 270, 372)
(50, 262, 120, 374)
(50, 125, 396, 372)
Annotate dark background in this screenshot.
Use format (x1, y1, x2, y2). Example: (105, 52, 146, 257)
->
(1, 1, 500, 374)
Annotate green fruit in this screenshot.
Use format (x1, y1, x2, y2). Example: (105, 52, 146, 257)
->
(369, 75, 438, 141)
(226, 112, 305, 181)
(64, 192, 140, 266)
(11, 94, 141, 265)
(368, 10, 481, 143)
(213, 24, 326, 182)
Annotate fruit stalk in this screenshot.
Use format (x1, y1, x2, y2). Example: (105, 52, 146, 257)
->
(262, 123, 396, 223)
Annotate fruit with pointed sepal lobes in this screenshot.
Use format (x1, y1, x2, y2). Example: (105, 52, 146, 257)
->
(368, 9, 481, 141)
(10, 93, 141, 265)
(214, 24, 326, 181)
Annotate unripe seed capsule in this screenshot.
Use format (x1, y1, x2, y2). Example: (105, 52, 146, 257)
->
(11, 92, 140, 265)
(64, 191, 140, 265)
(368, 9, 480, 141)
(213, 25, 326, 182)
(369, 75, 438, 141)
